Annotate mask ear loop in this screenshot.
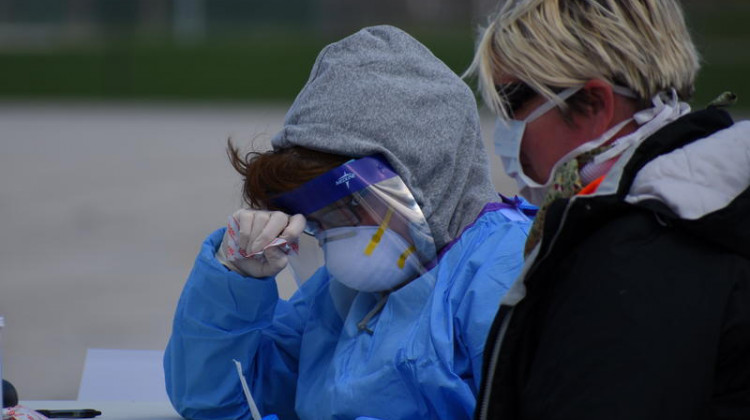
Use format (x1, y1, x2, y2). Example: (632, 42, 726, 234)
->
(548, 84, 640, 176)
(589, 88, 687, 167)
(522, 86, 582, 123)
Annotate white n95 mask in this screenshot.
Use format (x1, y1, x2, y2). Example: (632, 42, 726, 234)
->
(319, 226, 421, 292)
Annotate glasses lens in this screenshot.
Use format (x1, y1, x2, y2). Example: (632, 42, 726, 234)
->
(303, 220, 321, 236)
(304, 196, 363, 236)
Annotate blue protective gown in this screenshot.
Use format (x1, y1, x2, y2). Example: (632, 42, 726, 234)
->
(164, 206, 530, 419)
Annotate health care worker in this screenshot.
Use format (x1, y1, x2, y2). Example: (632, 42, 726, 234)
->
(466, 0, 750, 419)
(164, 25, 532, 420)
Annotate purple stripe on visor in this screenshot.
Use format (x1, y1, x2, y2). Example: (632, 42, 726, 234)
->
(271, 155, 399, 216)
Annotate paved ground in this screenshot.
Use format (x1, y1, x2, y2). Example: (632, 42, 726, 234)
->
(0, 100, 516, 399)
(0, 101, 289, 399)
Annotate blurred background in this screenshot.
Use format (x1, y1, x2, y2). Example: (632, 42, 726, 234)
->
(1, 0, 748, 401)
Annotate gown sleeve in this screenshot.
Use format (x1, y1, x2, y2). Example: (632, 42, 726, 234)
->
(164, 228, 314, 420)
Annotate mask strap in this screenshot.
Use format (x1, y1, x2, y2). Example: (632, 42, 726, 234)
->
(612, 85, 638, 99)
(364, 207, 417, 268)
(523, 86, 582, 123)
(590, 88, 690, 166)
(595, 117, 634, 149)
(546, 84, 639, 168)
(523, 84, 636, 124)
(364, 207, 394, 256)
(397, 246, 417, 269)
(535, 116, 632, 188)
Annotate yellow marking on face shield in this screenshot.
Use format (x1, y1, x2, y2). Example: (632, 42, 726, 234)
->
(397, 245, 417, 269)
(364, 207, 394, 256)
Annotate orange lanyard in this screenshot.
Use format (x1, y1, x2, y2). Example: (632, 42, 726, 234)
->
(577, 175, 606, 196)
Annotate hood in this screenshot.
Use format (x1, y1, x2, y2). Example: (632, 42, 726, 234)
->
(625, 119, 750, 258)
(271, 25, 498, 251)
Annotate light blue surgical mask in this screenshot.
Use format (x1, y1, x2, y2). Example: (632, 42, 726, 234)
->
(494, 86, 582, 205)
(494, 85, 637, 205)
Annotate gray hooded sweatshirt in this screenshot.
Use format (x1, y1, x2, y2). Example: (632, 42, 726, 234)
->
(271, 25, 499, 251)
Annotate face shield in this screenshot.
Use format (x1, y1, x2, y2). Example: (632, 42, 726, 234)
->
(271, 155, 436, 294)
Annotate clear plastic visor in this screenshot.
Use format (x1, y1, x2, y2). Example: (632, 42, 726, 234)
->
(271, 155, 436, 294)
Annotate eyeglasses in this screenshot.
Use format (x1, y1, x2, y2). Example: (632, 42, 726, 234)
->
(494, 83, 568, 119)
(495, 82, 538, 119)
(303, 196, 363, 236)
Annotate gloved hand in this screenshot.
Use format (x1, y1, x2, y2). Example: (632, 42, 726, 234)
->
(216, 209, 306, 278)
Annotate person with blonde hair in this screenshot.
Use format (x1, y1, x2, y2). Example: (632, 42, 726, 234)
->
(466, 0, 750, 418)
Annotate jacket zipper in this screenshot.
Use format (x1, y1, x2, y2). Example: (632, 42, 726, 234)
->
(477, 196, 581, 420)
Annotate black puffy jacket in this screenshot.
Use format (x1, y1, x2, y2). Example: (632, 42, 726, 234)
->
(476, 108, 750, 420)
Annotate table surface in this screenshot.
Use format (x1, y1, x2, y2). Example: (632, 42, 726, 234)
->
(20, 400, 181, 420)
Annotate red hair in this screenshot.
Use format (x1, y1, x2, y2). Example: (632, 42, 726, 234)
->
(227, 141, 350, 211)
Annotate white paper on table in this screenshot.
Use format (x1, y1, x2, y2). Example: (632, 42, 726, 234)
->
(78, 348, 168, 402)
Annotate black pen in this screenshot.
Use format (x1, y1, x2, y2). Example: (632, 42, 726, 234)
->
(34, 408, 102, 418)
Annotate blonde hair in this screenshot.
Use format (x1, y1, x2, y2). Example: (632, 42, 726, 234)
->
(466, 0, 700, 118)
